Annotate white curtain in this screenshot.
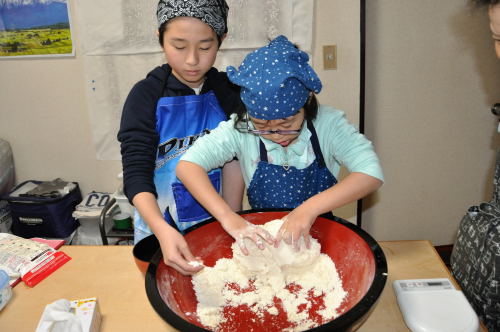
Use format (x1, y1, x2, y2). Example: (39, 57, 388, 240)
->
(74, 0, 314, 160)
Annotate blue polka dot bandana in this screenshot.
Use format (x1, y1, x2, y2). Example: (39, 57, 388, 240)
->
(157, 0, 229, 37)
(227, 35, 322, 120)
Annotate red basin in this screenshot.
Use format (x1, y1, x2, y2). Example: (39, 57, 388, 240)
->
(146, 209, 387, 331)
(133, 234, 160, 277)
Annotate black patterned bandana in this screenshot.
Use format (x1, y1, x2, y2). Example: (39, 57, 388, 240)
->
(157, 0, 229, 37)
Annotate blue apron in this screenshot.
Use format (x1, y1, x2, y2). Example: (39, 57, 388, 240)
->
(247, 120, 337, 209)
(134, 91, 226, 234)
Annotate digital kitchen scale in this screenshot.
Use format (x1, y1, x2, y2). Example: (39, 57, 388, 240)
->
(393, 278, 479, 332)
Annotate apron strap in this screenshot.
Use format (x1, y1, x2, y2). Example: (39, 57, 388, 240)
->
(259, 138, 269, 162)
(307, 120, 327, 168)
(258, 120, 327, 168)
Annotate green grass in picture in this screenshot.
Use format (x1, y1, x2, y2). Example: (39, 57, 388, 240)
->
(0, 28, 72, 56)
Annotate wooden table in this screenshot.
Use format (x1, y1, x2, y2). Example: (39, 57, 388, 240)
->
(0, 241, 485, 332)
(357, 241, 486, 332)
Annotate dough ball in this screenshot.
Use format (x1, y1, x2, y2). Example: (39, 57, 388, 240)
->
(232, 219, 321, 274)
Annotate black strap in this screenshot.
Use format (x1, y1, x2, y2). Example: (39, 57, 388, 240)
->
(258, 120, 327, 168)
(307, 120, 327, 168)
(259, 138, 268, 162)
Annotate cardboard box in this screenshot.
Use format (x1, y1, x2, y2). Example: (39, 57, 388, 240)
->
(71, 297, 101, 332)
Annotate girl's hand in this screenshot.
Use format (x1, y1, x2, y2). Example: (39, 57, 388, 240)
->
(275, 206, 317, 250)
(221, 214, 275, 255)
(158, 227, 204, 276)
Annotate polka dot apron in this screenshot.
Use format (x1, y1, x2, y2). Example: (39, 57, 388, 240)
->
(247, 120, 337, 209)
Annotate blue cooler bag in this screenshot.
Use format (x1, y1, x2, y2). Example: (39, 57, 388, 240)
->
(1, 180, 82, 239)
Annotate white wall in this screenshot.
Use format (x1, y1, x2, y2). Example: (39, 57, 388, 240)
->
(363, 0, 500, 245)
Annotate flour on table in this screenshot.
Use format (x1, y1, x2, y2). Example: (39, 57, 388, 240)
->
(191, 219, 347, 331)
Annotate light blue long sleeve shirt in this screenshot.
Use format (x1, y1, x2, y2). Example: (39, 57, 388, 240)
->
(181, 105, 384, 186)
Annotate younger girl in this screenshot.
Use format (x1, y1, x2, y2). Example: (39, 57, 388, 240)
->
(118, 0, 244, 275)
(177, 35, 384, 256)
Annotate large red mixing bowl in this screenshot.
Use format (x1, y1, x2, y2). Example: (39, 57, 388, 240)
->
(146, 209, 387, 331)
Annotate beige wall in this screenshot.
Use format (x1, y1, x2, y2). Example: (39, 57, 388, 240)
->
(312, 0, 361, 222)
(363, 0, 500, 245)
(1, 1, 497, 245)
(0, 0, 360, 209)
(0, 8, 123, 195)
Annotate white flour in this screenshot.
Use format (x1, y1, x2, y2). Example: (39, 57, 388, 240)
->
(191, 219, 347, 331)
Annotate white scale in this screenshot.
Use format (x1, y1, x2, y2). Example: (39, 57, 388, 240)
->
(393, 278, 480, 332)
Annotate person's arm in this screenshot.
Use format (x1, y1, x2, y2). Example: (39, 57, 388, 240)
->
(118, 76, 164, 203)
(132, 192, 203, 275)
(275, 107, 384, 250)
(179, 116, 244, 212)
(276, 172, 382, 249)
(118, 70, 203, 275)
(177, 160, 273, 254)
(222, 159, 244, 211)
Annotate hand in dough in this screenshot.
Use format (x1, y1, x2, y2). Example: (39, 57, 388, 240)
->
(222, 214, 275, 255)
(275, 207, 316, 250)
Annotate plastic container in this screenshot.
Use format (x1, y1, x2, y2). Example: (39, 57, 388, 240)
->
(113, 213, 133, 230)
(0, 269, 12, 311)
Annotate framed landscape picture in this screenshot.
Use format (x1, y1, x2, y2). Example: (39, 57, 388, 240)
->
(0, 0, 74, 58)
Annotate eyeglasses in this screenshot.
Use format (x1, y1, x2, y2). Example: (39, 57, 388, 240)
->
(244, 113, 303, 136)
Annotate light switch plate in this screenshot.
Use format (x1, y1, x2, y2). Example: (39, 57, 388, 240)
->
(323, 45, 337, 70)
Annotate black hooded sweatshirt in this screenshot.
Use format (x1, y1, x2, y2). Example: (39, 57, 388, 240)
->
(117, 64, 242, 203)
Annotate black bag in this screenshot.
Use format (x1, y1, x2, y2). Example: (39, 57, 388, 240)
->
(450, 151, 500, 332)
(1, 180, 82, 239)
